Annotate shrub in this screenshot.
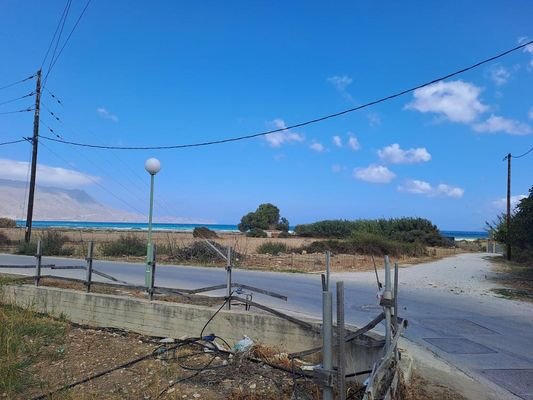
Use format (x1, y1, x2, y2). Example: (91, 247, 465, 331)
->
(0, 218, 16, 228)
(278, 231, 291, 238)
(238, 203, 289, 232)
(0, 232, 10, 246)
(257, 242, 289, 255)
(246, 228, 267, 238)
(192, 226, 218, 239)
(16, 231, 73, 256)
(299, 233, 427, 257)
(172, 241, 242, 264)
(100, 234, 146, 257)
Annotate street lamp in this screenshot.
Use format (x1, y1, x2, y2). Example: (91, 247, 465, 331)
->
(145, 157, 161, 288)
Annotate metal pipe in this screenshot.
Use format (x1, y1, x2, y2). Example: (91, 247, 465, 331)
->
(325, 251, 331, 291)
(226, 246, 232, 310)
(35, 239, 42, 287)
(384, 256, 392, 350)
(145, 173, 155, 288)
(336, 281, 346, 400)
(85, 241, 93, 293)
(322, 290, 333, 400)
(393, 262, 399, 333)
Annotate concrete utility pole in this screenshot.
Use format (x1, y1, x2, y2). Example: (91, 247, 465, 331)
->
(506, 153, 511, 261)
(25, 70, 42, 243)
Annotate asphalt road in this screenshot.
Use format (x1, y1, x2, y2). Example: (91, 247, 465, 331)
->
(1, 252, 532, 399)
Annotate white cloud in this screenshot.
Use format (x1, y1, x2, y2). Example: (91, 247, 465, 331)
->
(331, 164, 345, 173)
(353, 165, 395, 184)
(264, 119, 304, 147)
(473, 115, 532, 135)
(347, 136, 360, 151)
(398, 179, 433, 195)
(490, 66, 510, 86)
(492, 194, 527, 211)
(406, 80, 488, 123)
(518, 36, 533, 54)
(436, 184, 464, 198)
(368, 112, 381, 127)
(398, 179, 464, 198)
(327, 75, 352, 91)
(529, 107, 533, 120)
(332, 135, 342, 147)
(310, 142, 325, 152)
(96, 107, 119, 122)
(377, 143, 431, 164)
(0, 158, 98, 188)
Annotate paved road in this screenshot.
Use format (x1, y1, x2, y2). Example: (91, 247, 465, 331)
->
(1, 252, 532, 399)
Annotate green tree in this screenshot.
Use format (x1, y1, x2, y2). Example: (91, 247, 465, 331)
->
(238, 203, 289, 232)
(487, 186, 533, 262)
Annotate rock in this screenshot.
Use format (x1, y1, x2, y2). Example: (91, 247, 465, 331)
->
(160, 337, 175, 344)
(249, 383, 257, 390)
(167, 388, 175, 394)
(193, 394, 201, 398)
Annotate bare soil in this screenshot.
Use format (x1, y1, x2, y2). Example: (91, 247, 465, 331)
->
(488, 256, 533, 302)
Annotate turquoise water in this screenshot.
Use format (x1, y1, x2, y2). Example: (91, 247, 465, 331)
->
(15, 220, 489, 240)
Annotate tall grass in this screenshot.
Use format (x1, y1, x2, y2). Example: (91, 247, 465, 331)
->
(0, 298, 66, 395)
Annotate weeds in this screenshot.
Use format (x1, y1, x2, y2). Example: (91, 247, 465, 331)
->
(16, 230, 73, 256)
(99, 234, 146, 257)
(256, 242, 290, 256)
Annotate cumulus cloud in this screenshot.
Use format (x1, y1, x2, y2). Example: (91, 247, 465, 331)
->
(490, 66, 510, 86)
(96, 107, 119, 122)
(327, 75, 353, 91)
(398, 179, 464, 198)
(347, 136, 360, 151)
(492, 194, 527, 211)
(473, 115, 532, 135)
(405, 80, 488, 123)
(264, 119, 304, 147)
(332, 135, 342, 147)
(0, 158, 98, 188)
(353, 165, 395, 184)
(518, 36, 533, 54)
(310, 142, 325, 152)
(377, 143, 431, 164)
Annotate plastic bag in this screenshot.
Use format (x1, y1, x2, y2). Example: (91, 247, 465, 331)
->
(234, 335, 254, 352)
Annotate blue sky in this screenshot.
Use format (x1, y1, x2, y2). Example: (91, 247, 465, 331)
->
(1, 1, 532, 230)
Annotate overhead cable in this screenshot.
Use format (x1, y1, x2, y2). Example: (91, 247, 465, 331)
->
(40, 39, 533, 151)
(40, 0, 73, 69)
(511, 145, 533, 159)
(0, 92, 35, 107)
(0, 74, 35, 91)
(0, 138, 27, 146)
(0, 107, 34, 115)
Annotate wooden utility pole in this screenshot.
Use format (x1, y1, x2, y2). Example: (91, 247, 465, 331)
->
(506, 153, 511, 261)
(25, 70, 42, 243)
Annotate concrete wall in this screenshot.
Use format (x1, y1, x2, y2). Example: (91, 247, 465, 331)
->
(1, 284, 384, 376)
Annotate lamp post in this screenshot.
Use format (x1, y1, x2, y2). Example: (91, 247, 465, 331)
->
(145, 158, 161, 288)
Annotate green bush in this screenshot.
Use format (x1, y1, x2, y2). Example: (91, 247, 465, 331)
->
(299, 233, 427, 257)
(294, 217, 449, 247)
(278, 231, 291, 238)
(257, 242, 289, 255)
(16, 231, 73, 256)
(238, 203, 289, 232)
(172, 241, 242, 264)
(246, 228, 268, 238)
(0, 218, 16, 228)
(100, 234, 146, 257)
(192, 226, 218, 239)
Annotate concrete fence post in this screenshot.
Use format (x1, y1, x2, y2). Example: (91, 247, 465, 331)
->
(384, 256, 392, 350)
(149, 244, 157, 301)
(322, 290, 333, 400)
(86, 241, 94, 292)
(34, 239, 42, 287)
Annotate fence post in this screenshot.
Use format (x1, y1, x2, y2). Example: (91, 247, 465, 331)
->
(149, 244, 157, 301)
(34, 239, 42, 287)
(226, 246, 232, 310)
(384, 256, 392, 350)
(85, 241, 94, 292)
(337, 281, 346, 400)
(393, 262, 399, 333)
(322, 289, 333, 400)
(325, 251, 331, 291)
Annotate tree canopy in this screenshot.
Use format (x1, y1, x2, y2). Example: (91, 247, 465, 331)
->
(487, 185, 533, 262)
(238, 203, 289, 232)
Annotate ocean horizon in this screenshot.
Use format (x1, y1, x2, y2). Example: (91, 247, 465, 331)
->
(14, 220, 489, 240)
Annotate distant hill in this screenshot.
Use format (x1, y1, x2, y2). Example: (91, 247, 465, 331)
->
(0, 179, 143, 222)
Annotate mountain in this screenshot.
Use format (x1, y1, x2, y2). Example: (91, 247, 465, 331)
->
(0, 179, 143, 221)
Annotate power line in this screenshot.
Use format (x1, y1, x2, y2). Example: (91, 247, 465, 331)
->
(0, 107, 34, 115)
(0, 74, 35, 91)
(511, 145, 533, 159)
(40, 39, 533, 151)
(41, 101, 62, 121)
(43, 0, 73, 87)
(0, 138, 27, 146)
(44, 87, 63, 106)
(0, 92, 35, 107)
(40, 0, 72, 69)
(45, 0, 93, 86)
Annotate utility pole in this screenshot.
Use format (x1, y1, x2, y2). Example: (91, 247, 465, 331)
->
(25, 69, 42, 243)
(506, 153, 511, 261)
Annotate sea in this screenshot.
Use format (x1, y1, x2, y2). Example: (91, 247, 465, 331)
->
(14, 220, 489, 240)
